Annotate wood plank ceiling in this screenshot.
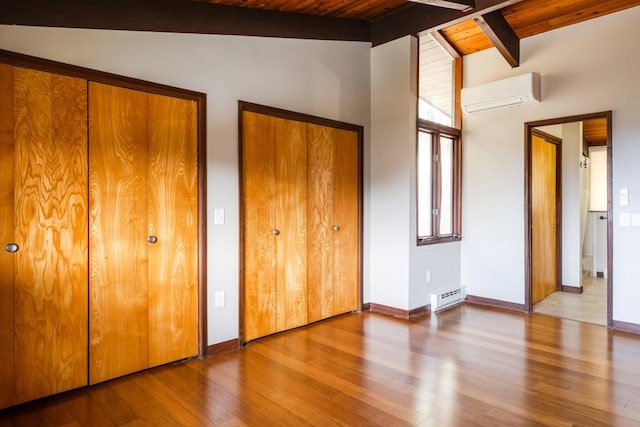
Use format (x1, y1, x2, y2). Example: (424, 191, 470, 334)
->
(441, 0, 640, 55)
(194, 0, 412, 19)
(195, 0, 640, 55)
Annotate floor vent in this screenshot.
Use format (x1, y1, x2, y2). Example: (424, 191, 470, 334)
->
(430, 286, 466, 312)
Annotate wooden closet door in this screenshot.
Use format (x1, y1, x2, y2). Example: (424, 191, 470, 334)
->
(89, 82, 149, 384)
(307, 124, 336, 322)
(331, 128, 359, 315)
(0, 64, 15, 409)
(274, 118, 308, 332)
(242, 111, 308, 341)
(242, 111, 278, 342)
(12, 68, 88, 403)
(147, 94, 199, 367)
(308, 125, 359, 321)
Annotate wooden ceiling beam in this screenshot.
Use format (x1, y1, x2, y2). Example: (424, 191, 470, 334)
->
(0, 0, 371, 42)
(475, 10, 520, 67)
(371, 0, 525, 46)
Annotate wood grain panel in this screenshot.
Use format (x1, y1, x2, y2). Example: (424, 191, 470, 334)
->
(89, 82, 149, 384)
(197, 0, 409, 19)
(13, 67, 88, 403)
(274, 118, 308, 331)
(147, 94, 199, 367)
(331, 128, 359, 315)
(307, 124, 335, 323)
(531, 135, 557, 304)
(242, 111, 278, 341)
(0, 63, 15, 409)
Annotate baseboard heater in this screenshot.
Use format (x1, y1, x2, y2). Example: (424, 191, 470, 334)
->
(431, 286, 467, 312)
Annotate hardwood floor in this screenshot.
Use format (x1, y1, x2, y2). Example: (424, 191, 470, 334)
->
(533, 276, 607, 325)
(2, 304, 640, 426)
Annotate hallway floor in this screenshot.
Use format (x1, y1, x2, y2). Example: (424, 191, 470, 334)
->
(533, 275, 607, 325)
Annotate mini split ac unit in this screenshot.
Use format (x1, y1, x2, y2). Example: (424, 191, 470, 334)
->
(461, 72, 541, 114)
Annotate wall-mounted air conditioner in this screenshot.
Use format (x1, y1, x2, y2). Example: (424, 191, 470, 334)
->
(461, 72, 540, 114)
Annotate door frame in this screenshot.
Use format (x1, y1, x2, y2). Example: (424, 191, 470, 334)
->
(0, 48, 210, 356)
(524, 111, 613, 327)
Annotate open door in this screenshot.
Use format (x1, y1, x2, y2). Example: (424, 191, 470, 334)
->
(531, 133, 560, 304)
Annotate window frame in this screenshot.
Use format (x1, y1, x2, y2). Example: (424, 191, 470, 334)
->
(416, 121, 462, 245)
(416, 32, 463, 246)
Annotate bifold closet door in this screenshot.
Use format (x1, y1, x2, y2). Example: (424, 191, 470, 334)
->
(89, 83, 199, 382)
(0, 63, 13, 409)
(0, 65, 88, 407)
(89, 82, 150, 384)
(147, 94, 199, 368)
(242, 111, 308, 342)
(307, 124, 359, 322)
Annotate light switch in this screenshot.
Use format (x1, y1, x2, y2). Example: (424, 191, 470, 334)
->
(620, 188, 629, 206)
(632, 214, 640, 227)
(620, 213, 630, 227)
(214, 291, 225, 308)
(214, 208, 225, 225)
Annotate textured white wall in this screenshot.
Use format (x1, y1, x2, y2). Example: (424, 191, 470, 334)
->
(0, 25, 371, 345)
(461, 6, 640, 323)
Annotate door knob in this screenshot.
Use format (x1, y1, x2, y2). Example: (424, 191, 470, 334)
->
(5, 243, 19, 253)
(333, 225, 340, 232)
(273, 229, 280, 236)
(148, 235, 158, 244)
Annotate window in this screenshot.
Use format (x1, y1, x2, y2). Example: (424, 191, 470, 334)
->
(417, 33, 462, 244)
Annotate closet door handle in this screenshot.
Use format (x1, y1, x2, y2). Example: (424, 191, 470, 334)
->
(273, 229, 280, 236)
(5, 243, 19, 253)
(148, 235, 158, 244)
(333, 225, 340, 232)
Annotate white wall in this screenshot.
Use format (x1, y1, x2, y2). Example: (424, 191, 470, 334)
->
(370, 36, 461, 311)
(0, 25, 371, 345)
(461, 6, 640, 323)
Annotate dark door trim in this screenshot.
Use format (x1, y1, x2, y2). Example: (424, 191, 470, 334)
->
(524, 111, 613, 328)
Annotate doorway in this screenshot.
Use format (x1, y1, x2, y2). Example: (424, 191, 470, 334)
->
(525, 112, 612, 327)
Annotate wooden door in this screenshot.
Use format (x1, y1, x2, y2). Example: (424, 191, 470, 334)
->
(0, 63, 15, 409)
(147, 94, 199, 367)
(308, 125, 359, 322)
(331, 128, 359, 315)
(89, 82, 149, 384)
(242, 111, 308, 341)
(12, 67, 88, 404)
(532, 134, 558, 304)
(242, 111, 278, 342)
(274, 118, 308, 332)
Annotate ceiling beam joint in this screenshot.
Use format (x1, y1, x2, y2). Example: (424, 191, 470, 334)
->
(474, 10, 520, 67)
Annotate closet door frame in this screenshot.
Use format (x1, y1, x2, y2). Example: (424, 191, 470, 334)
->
(0, 49, 209, 357)
(238, 101, 364, 344)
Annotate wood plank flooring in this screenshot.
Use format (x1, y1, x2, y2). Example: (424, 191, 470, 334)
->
(2, 304, 640, 426)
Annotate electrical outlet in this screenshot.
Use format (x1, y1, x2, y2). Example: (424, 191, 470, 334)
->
(214, 208, 225, 225)
(214, 291, 225, 308)
(620, 213, 630, 227)
(426, 270, 432, 283)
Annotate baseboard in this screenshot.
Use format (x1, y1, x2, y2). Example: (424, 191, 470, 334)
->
(561, 284, 583, 294)
(364, 303, 430, 319)
(465, 295, 527, 312)
(207, 339, 240, 356)
(612, 320, 640, 335)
